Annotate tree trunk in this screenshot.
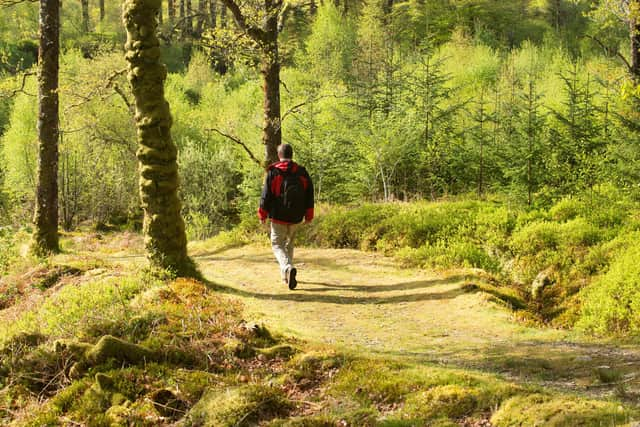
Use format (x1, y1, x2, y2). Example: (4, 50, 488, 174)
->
(209, 0, 216, 28)
(186, 0, 193, 35)
(123, 0, 194, 276)
(32, 0, 60, 255)
(261, 24, 281, 165)
(631, 8, 640, 80)
(196, 0, 205, 35)
(179, 0, 185, 36)
(99, 0, 105, 21)
(159, 0, 164, 24)
(168, 0, 175, 23)
(81, 0, 90, 32)
(220, 3, 227, 27)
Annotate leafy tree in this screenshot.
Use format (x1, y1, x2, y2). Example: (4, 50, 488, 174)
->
(219, 0, 288, 166)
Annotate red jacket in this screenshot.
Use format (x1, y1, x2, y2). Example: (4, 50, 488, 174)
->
(258, 160, 314, 224)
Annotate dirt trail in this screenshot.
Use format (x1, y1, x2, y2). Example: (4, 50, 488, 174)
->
(193, 244, 640, 399)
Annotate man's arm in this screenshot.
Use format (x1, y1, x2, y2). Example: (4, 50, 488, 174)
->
(258, 171, 272, 223)
(304, 169, 314, 222)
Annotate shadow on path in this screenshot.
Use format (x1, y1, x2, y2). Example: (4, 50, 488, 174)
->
(204, 278, 471, 305)
(296, 276, 469, 293)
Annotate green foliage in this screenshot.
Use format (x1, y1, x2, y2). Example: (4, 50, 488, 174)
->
(304, 2, 357, 83)
(578, 238, 640, 336)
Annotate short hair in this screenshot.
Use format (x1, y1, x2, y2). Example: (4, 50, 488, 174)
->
(278, 143, 293, 159)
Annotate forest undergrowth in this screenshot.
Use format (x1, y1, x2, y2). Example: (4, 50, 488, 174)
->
(1, 212, 639, 426)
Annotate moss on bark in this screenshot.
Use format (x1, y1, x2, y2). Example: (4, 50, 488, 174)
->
(122, 0, 196, 276)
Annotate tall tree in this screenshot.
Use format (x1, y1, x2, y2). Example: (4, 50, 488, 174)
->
(99, 0, 105, 21)
(220, 2, 227, 27)
(123, 0, 194, 275)
(81, 0, 90, 33)
(186, 0, 193, 36)
(196, 0, 206, 35)
(220, 0, 286, 165)
(630, 0, 640, 79)
(209, 0, 217, 28)
(168, 0, 175, 23)
(32, 0, 61, 255)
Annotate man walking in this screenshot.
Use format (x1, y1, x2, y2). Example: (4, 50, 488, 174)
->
(258, 144, 314, 290)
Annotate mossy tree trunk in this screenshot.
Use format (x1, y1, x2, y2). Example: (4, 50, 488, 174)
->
(221, 0, 283, 167)
(123, 0, 194, 276)
(32, 0, 61, 256)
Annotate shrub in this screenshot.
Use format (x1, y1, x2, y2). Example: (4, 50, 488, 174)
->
(577, 241, 640, 336)
(510, 221, 561, 255)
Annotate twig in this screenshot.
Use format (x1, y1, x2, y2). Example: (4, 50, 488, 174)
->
(0, 0, 37, 6)
(105, 68, 127, 88)
(206, 128, 262, 166)
(281, 94, 348, 122)
(0, 72, 36, 99)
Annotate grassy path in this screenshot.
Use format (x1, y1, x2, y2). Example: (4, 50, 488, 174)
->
(193, 243, 640, 400)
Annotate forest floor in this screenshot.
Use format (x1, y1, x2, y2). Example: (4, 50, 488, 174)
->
(4, 232, 640, 425)
(189, 241, 640, 403)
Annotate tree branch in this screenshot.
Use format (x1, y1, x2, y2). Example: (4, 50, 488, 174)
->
(281, 94, 349, 122)
(219, 0, 267, 42)
(0, 71, 36, 99)
(585, 34, 633, 74)
(0, 0, 37, 6)
(113, 84, 134, 114)
(206, 128, 261, 166)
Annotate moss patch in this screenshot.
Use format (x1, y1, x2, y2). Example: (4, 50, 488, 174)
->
(187, 384, 293, 426)
(490, 393, 634, 426)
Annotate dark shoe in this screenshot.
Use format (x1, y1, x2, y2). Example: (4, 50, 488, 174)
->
(287, 268, 297, 290)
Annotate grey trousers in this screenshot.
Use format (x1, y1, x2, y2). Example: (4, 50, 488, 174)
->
(270, 222, 298, 279)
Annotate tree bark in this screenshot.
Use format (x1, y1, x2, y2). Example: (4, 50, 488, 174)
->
(32, 0, 61, 255)
(123, 0, 194, 276)
(221, 0, 282, 166)
(631, 6, 640, 80)
(99, 0, 105, 21)
(168, 0, 175, 23)
(179, 0, 185, 36)
(220, 2, 226, 27)
(195, 0, 205, 35)
(186, 0, 193, 35)
(158, 0, 163, 24)
(81, 0, 90, 32)
(261, 34, 282, 165)
(209, 0, 216, 28)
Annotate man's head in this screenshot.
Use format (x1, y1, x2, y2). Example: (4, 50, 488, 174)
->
(277, 144, 293, 160)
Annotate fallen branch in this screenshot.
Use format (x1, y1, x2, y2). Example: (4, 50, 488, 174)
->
(207, 128, 262, 166)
